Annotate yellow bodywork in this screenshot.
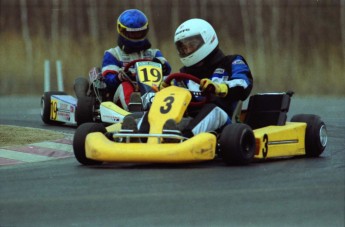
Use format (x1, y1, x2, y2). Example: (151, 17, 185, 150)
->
(254, 122, 306, 159)
(99, 101, 130, 123)
(85, 132, 216, 163)
(106, 123, 122, 132)
(82, 85, 308, 163)
(85, 86, 217, 163)
(147, 86, 191, 143)
(101, 101, 130, 116)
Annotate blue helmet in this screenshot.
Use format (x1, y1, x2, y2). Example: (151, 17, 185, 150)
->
(117, 9, 149, 42)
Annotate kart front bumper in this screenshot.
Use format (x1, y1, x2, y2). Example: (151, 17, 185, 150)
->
(85, 132, 217, 163)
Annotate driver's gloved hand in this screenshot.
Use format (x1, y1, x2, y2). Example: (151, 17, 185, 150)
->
(199, 79, 228, 97)
(152, 57, 169, 75)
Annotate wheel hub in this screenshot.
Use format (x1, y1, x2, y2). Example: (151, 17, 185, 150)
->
(319, 125, 327, 147)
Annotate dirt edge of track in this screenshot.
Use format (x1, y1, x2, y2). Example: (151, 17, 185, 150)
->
(0, 125, 66, 147)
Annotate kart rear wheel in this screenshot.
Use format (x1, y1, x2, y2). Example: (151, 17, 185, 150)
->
(74, 77, 89, 99)
(41, 91, 67, 125)
(76, 96, 96, 126)
(73, 123, 106, 165)
(291, 114, 327, 157)
(219, 123, 255, 165)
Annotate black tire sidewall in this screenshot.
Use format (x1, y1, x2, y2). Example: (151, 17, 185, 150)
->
(219, 123, 256, 165)
(73, 122, 106, 165)
(41, 91, 67, 125)
(291, 114, 327, 157)
(74, 77, 89, 99)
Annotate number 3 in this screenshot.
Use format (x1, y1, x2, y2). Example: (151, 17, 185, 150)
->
(262, 134, 268, 158)
(160, 96, 174, 114)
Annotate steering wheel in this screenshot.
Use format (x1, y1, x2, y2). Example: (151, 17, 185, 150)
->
(164, 73, 209, 107)
(123, 58, 151, 75)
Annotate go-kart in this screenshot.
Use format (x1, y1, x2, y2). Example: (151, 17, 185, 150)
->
(40, 59, 162, 126)
(73, 73, 328, 166)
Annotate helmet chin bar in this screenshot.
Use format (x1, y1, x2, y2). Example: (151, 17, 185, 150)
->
(180, 43, 214, 67)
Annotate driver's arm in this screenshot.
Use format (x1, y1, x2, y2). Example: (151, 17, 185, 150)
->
(101, 51, 122, 90)
(226, 56, 253, 101)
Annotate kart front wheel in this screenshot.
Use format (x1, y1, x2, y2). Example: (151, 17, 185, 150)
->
(219, 123, 256, 165)
(291, 114, 327, 157)
(41, 91, 67, 125)
(73, 123, 106, 165)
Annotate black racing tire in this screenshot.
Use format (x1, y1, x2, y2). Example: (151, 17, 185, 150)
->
(75, 96, 96, 126)
(40, 91, 67, 125)
(74, 77, 89, 99)
(219, 123, 256, 165)
(73, 122, 106, 165)
(291, 114, 327, 157)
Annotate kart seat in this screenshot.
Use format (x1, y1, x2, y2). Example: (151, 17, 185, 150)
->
(232, 100, 243, 123)
(244, 92, 292, 129)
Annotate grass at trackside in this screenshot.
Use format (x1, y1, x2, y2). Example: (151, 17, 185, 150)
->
(0, 125, 65, 147)
(1, 34, 344, 96)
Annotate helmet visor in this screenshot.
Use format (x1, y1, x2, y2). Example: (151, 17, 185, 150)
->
(175, 35, 205, 58)
(118, 23, 149, 41)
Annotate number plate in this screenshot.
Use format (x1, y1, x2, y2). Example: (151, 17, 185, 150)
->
(135, 61, 163, 89)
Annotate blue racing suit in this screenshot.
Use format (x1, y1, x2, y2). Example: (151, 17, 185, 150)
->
(179, 47, 253, 137)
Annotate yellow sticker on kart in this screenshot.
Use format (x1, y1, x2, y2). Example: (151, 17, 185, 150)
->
(135, 61, 163, 88)
(50, 99, 58, 120)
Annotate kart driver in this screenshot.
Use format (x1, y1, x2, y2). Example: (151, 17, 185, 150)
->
(101, 9, 171, 111)
(173, 18, 253, 137)
(126, 18, 253, 139)
(122, 18, 253, 138)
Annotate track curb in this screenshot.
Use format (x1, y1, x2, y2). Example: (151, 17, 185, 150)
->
(0, 134, 74, 166)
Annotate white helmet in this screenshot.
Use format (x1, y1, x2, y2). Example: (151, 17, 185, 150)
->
(174, 18, 218, 67)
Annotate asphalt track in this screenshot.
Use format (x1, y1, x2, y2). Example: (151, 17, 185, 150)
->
(0, 95, 344, 227)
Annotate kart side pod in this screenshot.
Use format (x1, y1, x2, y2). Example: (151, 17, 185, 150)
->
(253, 122, 306, 159)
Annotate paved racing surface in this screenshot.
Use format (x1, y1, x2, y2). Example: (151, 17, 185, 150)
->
(0, 95, 344, 226)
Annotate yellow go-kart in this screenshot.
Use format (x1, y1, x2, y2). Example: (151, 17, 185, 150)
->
(73, 64, 327, 166)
